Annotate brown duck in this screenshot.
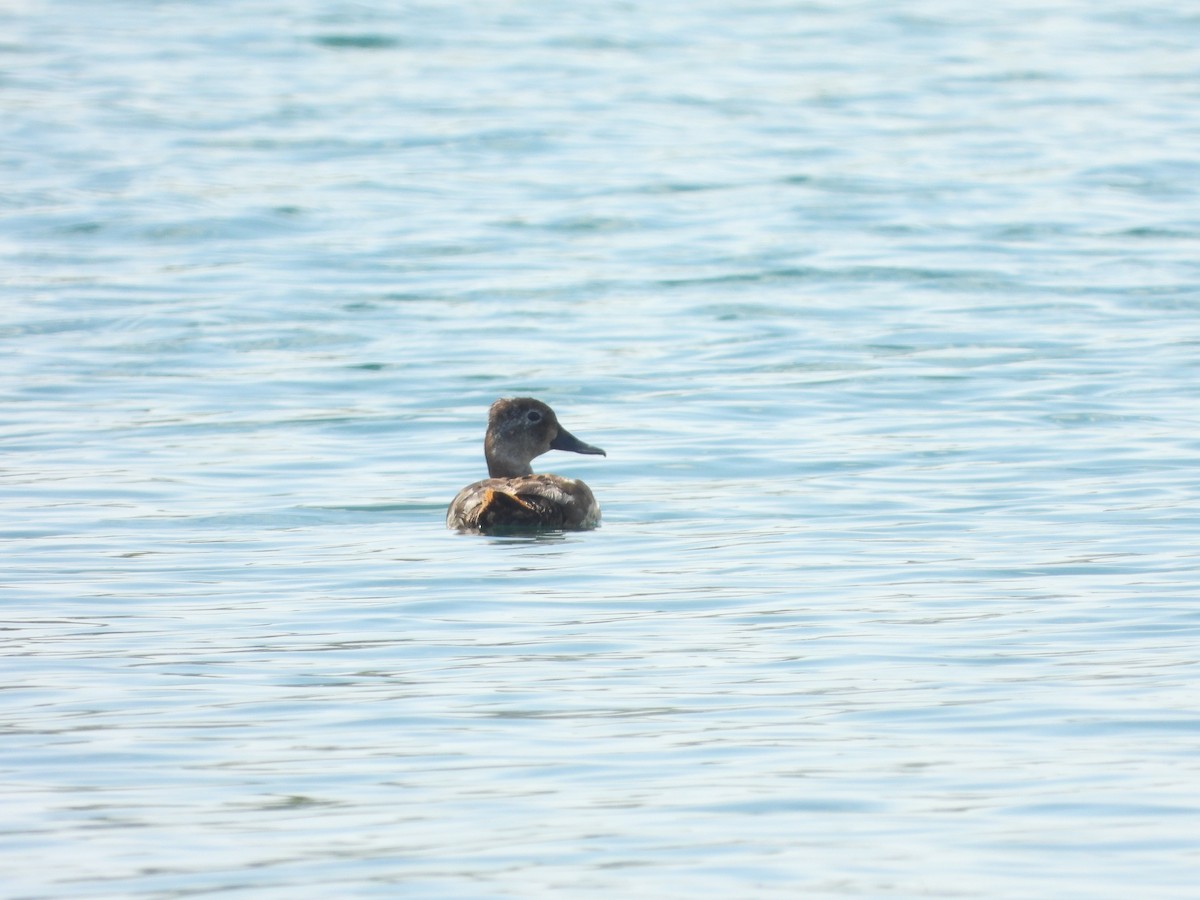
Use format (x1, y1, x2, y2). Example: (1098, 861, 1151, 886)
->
(447, 398, 606, 533)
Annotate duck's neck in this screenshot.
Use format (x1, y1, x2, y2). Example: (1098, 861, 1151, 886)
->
(486, 449, 532, 479)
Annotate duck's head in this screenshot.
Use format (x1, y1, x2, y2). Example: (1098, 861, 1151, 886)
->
(484, 397, 606, 478)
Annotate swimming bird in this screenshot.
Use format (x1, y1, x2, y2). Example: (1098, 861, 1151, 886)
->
(446, 397, 606, 533)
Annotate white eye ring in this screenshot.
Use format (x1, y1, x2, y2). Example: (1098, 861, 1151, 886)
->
(526, 410, 543, 423)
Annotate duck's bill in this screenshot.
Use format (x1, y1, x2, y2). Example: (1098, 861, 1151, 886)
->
(551, 427, 606, 457)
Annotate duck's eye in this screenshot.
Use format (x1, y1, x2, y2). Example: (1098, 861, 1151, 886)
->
(526, 410, 543, 423)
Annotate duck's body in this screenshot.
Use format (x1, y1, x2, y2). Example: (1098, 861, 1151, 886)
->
(447, 474, 601, 532)
(447, 398, 606, 534)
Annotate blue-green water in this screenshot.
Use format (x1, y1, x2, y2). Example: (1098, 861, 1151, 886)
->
(3, 1, 1199, 896)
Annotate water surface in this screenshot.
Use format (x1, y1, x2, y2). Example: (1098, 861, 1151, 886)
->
(3, 1, 1199, 896)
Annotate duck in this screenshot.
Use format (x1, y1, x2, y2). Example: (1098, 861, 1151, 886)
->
(447, 397, 606, 533)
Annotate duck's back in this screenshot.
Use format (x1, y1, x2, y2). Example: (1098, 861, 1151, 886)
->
(446, 474, 601, 533)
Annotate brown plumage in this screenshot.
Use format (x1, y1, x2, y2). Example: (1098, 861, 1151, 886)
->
(446, 398, 606, 533)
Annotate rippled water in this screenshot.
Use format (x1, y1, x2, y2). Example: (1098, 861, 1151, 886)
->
(4, 1, 1200, 896)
